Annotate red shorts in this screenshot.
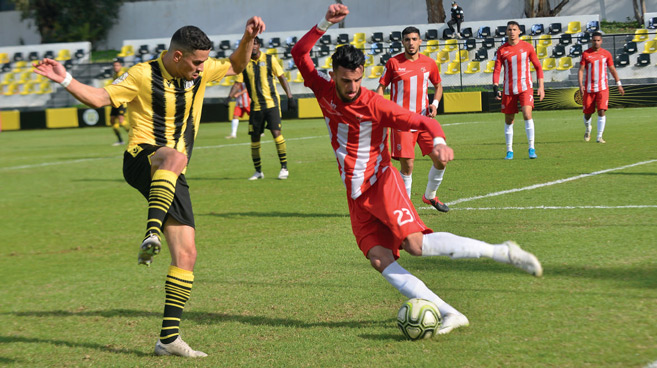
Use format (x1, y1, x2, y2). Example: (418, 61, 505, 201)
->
(347, 166, 433, 259)
(582, 89, 608, 114)
(390, 129, 434, 159)
(233, 105, 250, 118)
(501, 89, 534, 114)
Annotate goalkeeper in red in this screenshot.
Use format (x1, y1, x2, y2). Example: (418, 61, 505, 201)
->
(292, 4, 543, 335)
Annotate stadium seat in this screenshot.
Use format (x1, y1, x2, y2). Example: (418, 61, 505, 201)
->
(56, 49, 72, 61)
(536, 45, 548, 59)
(0, 53, 9, 64)
(520, 35, 532, 43)
(216, 40, 230, 51)
(389, 41, 402, 54)
(3, 82, 20, 96)
(649, 17, 657, 29)
(370, 32, 384, 43)
(137, 45, 150, 57)
(436, 50, 450, 64)
(556, 56, 573, 70)
(379, 53, 391, 65)
(569, 44, 582, 57)
(460, 27, 473, 39)
(28, 51, 39, 61)
(542, 57, 556, 71)
(495, 26, 506, 38)
(483, 60, 495, 73)
(475, 48, 488, 61)
(317, 44, 331, 57)
(577, 32, 591, 44)
(442, 39, 457, 52)
(453, 49, 469, 63)
(624, 41, 638, 55)
(565, 21, 581, 34)
(11, 61, 28, 73)
(319, 34, 332, 45)
(368, 65, 384, 79)
(425, 39, 440, 53)
(389, 31, 402, 42)
(537, 34, 552, 47)
(425, 29, 438, 40)
(334, 34, 348, 45)
(215, 50, 226, 58)
(552, 44, 566, 58)
(1, 63, 11, 72)
(559, 33, 572, 46)
(17, 71, 33, 84)
(154, 44, 166, 54)
(615, 53, 630, 67)
(118, 45, 134, 58)
(292, 71, 304, 83)
(37, 81, 53, 94)
(477, 26, 491, 38)
(464, 61, 480, 73)
(21, 80, 40, 95)
(13, 52, 23, 62)
(531, 24, 544, 36)
(351, 32, 366, 46)
(444, 62, 460, 75)
(43, 50, 55, 59)
(635, 53, 650, 66)
(642, 40, 657, 53)
(586, 20, 600, 32)
(269, 37, 281, 48)
(500, 36, 508, 44)
(632, 29, 649, 43)
(548, 23, 562, 35)
(364, 54, 374, 67)
(286, 36, 298, 47)
(369, 42, 383, 55)
(442, 28, 455, 40)
(1, 72, 15, 86)
(74, 49, 85, 60)
(320, 57, 332, 70)
(482, 37, 495, 49)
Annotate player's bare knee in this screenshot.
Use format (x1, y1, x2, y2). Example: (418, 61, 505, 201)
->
(402, 236, 423, 256)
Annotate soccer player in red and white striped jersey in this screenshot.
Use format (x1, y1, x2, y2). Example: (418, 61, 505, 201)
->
(578, 32, 624, 143)
(493, 21, 544, 160)
(292, 4, 543, 336)
(376, 26, 449, 213)
(226, 82, 251, 139)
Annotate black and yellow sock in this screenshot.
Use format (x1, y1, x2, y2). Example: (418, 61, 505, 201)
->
(274, 135, 287, 169)
(112, 124, 123, 142)
(159, 265, 194, 344)
(251, 141, 262, 172)
(146, 169, 177, 240)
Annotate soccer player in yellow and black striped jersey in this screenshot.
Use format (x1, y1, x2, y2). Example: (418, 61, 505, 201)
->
(110, 59, 130, 146)
(33, 17, 266, 358)
(236, 36, 295, 180)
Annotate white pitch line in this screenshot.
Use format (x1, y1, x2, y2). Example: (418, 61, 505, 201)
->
(446, 159, 657, 206)
(445, 205, 657, 211)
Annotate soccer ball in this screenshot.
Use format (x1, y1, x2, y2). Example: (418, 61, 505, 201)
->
(397, 298, 442, 340)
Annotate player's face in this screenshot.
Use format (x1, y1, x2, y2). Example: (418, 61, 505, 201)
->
(176, 49, 210, 81)
(402, 33, 422, 56)
(251, 39, 261, 59)
(112, 62, 122, 73)
(591, 36, 602, 50)
(330, 65, 364, 102)
(507, 24, 521, 41)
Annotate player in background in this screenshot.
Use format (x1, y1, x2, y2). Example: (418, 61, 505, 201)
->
(34, 18, 265, 357)
(237, 36, 296, 180)
(109, 59, 130, 146)
(376, 26, 448, 212)
(493, 21, 544, 160)
(226, 81, 251, 139)
(292, 4, 542, 335)
(578, 32, 624, 143)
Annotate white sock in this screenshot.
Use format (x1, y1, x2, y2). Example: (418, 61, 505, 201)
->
(583, 116, 592, 133)
(597, 116, 606, 139)
(505, 123, 514, 152)
(382, 261, 460, 316)
(422, 232, 502, 259)
(230, 118, 239, 136)
(400, 173, 412, 198)
(525, 119, 535, 149)
(424, 166, 445, 200)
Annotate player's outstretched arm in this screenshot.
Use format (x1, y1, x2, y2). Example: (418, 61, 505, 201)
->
(229, 16, 265, 74)
(33, 58, 110, 108)
(432, 144, 454, 166)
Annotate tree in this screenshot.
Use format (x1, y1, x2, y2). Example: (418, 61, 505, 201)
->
(11, 0, 124, 47)
(633, 0, 646, 25)
(524, 0, 570, 18)
(426, 0, 446, 23)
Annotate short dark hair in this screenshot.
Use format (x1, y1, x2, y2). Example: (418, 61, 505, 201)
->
(169, 26, 213, 55)
(254, 36, 262, 46)
(507, 21, 520, 28)
(402, 26, 420, 38)
(591, 31, 603, 38)
(332, 45, 366, 71)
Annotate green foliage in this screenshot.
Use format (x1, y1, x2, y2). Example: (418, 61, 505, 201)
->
(600, 19, 642, 34)
(1, 108, 656, 366)
(11, 0, 124, 47)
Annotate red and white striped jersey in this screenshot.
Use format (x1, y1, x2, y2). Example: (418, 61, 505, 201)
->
(493, 40, 543, 95)
(580, 48, 613, 93)
(378, 53, 441, 116)
(234, 82, 251, 108)
(292, 26, 446, 199)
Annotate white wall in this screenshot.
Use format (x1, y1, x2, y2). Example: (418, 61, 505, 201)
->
(0, 10, 41, 46)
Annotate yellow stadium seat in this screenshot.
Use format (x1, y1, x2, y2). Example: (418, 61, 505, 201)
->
(565, 21, 581, 34)
(643, 40, 657, 53)
(367, 65, 384, 79)
(351, 32, 366, 45)
(364, 54, 374, 67)
(293, 71, 304, 83)
(464, 61, 480, 74)
(320, 57, 332, 70)
(3, 82, 21, 95)
(425, 40, 440, 53)
(38, 81, 53, 94)
(55, 49, 71, 61)
(521, 35, 532, 43)
(12, 60, 28, 73)
(537, 34, 552, 47)
(436, 50, 450, 64)
(17, 71, 33, 84)
(556, 56, 573, 70)
(1, 72, 16, 86)
(537, 45, 548, 59)
(542, 57, 556, 71)
(444, 62, 460, 75)
(483, 60, 495, 73)
(435, 60, 441, 72)
(633, 29, 649, 43)
(442, 39, 457, 52)
(0, 53, 9, 64)
(21, 80, 40, 95)
(118, 45, 134, 57)
(452, 50, 469, 63)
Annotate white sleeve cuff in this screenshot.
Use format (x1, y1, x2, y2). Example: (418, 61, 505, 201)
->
(433, 137, 446, 146)
(317, 18, 334, 32)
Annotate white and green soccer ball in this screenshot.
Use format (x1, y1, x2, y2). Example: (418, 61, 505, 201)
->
(397, 298, 442, 340)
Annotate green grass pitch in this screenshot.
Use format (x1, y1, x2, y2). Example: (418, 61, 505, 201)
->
(1, 107, 656, 367)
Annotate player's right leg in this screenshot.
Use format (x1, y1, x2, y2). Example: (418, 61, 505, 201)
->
(248, 112, 265, 180)
(504, 115, 515, 160)
(110, 115, 124, 146)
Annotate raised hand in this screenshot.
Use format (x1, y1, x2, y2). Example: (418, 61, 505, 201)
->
(33, 58, 67, 84)
(245, 16, 265, 38)
(325, 4, 349, 24)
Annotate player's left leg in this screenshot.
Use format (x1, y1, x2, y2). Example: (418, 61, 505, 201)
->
(521, 104, 537, 159)
(268, 109, 288, 179)
(596, 109, 607, 143)
(504, 114, 515, 160)
(110, 115, 124, 146)
(423, 143, 448, 212)
(399, 158, 414, 198)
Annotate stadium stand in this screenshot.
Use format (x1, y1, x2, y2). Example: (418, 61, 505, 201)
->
(635, 53, 651, 66)
(565, 21, 581, 34)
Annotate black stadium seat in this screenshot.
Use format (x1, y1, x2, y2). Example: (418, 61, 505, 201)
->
(335, 34, 348, 44)
(635, 53, 650, 66)
(154, 44, 166, 54)
(369, 42, 383, 55)
(389, 31, 401, 42)
(389, 41, 402, 54)
(615, 53, 629, 67)
(475, 48, 488, 61)
(425, 29, 438, 40)
(477, 26, 491, 38)
(320, 34, 332, 45)
(464, 38, 476, 50)
(370, 32, 383, 43)
(43, 50, 55, 59)
(552, 44, 566, 58)
(28, 51, 39, 61)
(482, 37, 495, 49)
(559, 33, 572, 46)
(317, 44, 330, 57)
(578, 32, 591, 44)
(380, 53, 391, 65)
(13, 52, 23, 62)
(549, 23, 562, 35)
(495, 26, 506, 37)
(649, 17, 657, 29)
(623, 41, 637, 54)
(442, 28, 455, 40)
(138, 44, 150, 56)
(269, 37, 281, 48)
(569, 44, 582, 57)
(519, 24, 526, 35)
(586, 20, 600, 32)
(74, 49, 85, 59)
(531, 24, 544, 35)
(460, 27, 473, 39)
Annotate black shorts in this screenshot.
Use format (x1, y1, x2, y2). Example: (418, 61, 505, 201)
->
(249, 107, 282, 136)
(110, 105, 126, 117)
(123, 144, 195, 228)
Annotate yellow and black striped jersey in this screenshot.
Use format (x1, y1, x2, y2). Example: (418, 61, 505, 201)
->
(236, 52, 284, 112)
(105, 51, 231, 164)
(112, 67, 128, 81)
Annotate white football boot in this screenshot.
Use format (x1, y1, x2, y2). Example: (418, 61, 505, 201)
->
(503, 241, 543, 277)
(155, 337, 207, 357)
(438, 313, 470, 335)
